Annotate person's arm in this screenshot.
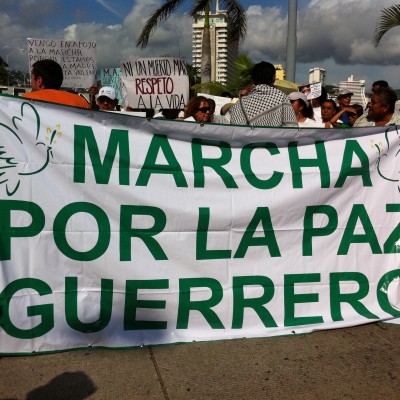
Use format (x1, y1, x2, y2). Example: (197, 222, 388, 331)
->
(330, 107, 356, 127)
(88, 86, 99, 110)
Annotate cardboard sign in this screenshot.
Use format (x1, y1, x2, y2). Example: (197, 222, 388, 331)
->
(27, 38, 97, 89)
(120, 57, 189, 110)
(99, 68, 122, 103)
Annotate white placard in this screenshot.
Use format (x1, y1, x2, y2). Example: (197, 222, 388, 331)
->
(120, 57, 189, 110)
(27, 38, 97, 89)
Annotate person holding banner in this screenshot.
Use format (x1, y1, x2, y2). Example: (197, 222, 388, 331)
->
(229, 61, 297, 127)
(287, 92, 320, 127)
(184, 96, 212, 123)
(95, 87, 120, 111)
(22, 59, 90, 109)
(320, 99, 338, 128)
(353, 87, 400, 127)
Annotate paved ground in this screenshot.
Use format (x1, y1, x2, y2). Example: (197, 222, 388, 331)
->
(1, 322, 400, 400)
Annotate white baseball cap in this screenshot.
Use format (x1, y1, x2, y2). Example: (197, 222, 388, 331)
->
(337, 89, 353, 98)
(98, 86, 116, 100)
(288, 91, 308, 103)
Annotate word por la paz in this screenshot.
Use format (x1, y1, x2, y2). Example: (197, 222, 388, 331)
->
(1, 201, 398, 262)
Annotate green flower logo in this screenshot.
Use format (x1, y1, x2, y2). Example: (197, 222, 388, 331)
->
(375, 128, 400, 192)
(0, 102, 61, 196)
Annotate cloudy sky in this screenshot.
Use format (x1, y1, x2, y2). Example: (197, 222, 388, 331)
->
(2, 0, 400, 89)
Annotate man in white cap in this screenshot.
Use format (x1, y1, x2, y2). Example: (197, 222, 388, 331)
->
(336, 89, 353, 125)
(96, 86, 119, 111)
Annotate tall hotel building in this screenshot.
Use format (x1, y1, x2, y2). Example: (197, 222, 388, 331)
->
(192, 3, 238, 85)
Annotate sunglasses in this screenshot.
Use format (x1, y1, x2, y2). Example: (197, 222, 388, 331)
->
(195, 107, 211, 113)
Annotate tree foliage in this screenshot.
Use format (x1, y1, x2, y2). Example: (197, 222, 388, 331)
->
(374, 4, 400, 46)
(137, 0, 247, 49)
(136, 0, 247, 84)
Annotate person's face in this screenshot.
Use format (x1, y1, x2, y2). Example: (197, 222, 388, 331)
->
(338, 94, 351, 107)
(367, 93, 388, 122)
(301, 86, 311, 96)
(290, 99, 304, 116)
(321, 102, 336, 122)
(97, 96, 117, 111)
(31, 72, 43, 91)
(347, 112, 359, 126)
(194, 101, 211, 122)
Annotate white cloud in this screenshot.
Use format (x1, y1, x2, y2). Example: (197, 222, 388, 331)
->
(2, 0, 400, 88)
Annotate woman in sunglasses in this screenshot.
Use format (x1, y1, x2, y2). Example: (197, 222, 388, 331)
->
(184, 96, 212, 123)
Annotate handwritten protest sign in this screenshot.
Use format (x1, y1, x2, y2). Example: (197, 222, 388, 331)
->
(299, 83, 322, 100)
(120, 57, 189, 110)
(99, 68, 122, 103)
(27, 38, 97, 89)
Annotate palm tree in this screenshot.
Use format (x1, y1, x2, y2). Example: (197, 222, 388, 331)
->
(136, 0, 247, 84)
(226, 54, 253, 94)
(374, 4, 400, 46)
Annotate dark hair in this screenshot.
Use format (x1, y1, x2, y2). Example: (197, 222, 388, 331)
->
(251, 61, 276, 85)
(372, 80, 389, 88)
(374, 87, 397, 113)
(350, 104, 364, 118)
(295, 98, 314, 119)
(322, 99, 337, 113)
(317, 87, 328, 103)
(208, 98, 216, 114)
(31, 59, 63, 89)
(184, 96, 209, 119)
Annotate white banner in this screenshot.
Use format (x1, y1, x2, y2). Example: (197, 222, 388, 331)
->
(0, 94, 400, 355)
(27, 38, 97, 88)
(120, 57, 189, 110)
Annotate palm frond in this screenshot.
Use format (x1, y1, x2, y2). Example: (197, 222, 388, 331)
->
(190, 0, 213, 16)
(234, 54, 254, 74)
(192, 81, 229, 95)
(221, 0, 247, 44)
(137, 0, 185, 49)
(374, 4, 400, 47)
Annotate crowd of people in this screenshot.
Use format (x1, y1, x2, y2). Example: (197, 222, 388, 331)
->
(21, 59, 400, 129)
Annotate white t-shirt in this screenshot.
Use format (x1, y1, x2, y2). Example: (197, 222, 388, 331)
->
(313, 107, 323, 123)
(298, 118, 323, 127)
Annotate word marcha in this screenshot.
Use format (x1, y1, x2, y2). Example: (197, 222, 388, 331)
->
(1, 269, 400, 339)
(73, 125, 374, 191)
